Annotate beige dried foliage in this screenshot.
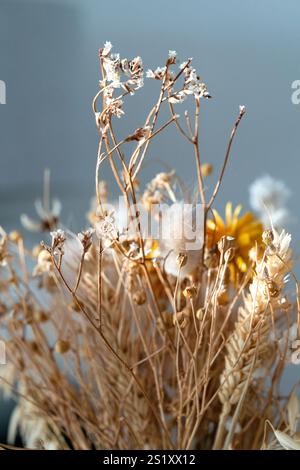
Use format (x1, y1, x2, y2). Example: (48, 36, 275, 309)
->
(0, 43, 298, 451)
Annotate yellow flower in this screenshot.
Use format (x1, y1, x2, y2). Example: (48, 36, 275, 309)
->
(207, 202, 263, 283)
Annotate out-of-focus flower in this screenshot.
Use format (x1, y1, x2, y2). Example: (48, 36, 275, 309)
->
(142, 171, 176, 211)
(95, 212, 118, 245)
(20, 171, 61, 233)
(249, 175, 291, 228)
(21, 198, 61, 233)
(33, 249, 53, 276)
(201, 163, 213, 177)
(207, 202, 263, 283)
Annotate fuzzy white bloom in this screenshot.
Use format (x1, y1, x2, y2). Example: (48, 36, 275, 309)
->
(102, 41, 113, 56)
(168, 50, 177, 62)
(239, 105, 246, 115)
(249, 175, 291, 227)
(179, 60, 192, 70)
(159, 202, 204, 278)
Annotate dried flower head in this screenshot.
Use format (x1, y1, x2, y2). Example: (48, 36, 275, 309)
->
(78, 228, 95, 253)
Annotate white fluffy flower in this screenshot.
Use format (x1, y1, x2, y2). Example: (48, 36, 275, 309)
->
(249, 175, 291, 227)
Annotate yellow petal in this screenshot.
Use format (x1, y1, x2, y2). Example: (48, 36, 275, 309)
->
(236, 256, 247, 272)
(225, 202, 232, 226)
(212, 209, 225, 230)
(237, 233, 251, 246)
(236, 212, 254, 230)
(231, 204, 243, 231)
(206, 220, 216, 231)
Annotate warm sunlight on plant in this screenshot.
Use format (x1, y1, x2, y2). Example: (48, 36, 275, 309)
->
(0, 42, 299, 451)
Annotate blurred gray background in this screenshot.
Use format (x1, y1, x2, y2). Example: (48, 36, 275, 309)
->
(0, 0, 300, 443)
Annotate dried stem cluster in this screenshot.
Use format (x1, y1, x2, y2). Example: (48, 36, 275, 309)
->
(0, 43, 299, 450)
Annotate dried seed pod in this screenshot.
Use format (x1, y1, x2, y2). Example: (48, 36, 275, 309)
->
(196, 307, 205, 321)
(204, 247, 219, 268)
(279, 296, 291, 310)
(224, 247, 236, 263)
(217, 290, 229, 305)
(183, 285, 197, 299)
(33, 309, 49, 323)
(176, 253, 187, 267)
(29, 340, 41, 354)
(218, 235, 235, 254)
(262, 229, 274, 246)
(266, 280, 280, 298)
(157, 311, 174, 330)
(173, 309, 190, 329)
(55, 340, 70, 354)
(133, 290, 147, 305)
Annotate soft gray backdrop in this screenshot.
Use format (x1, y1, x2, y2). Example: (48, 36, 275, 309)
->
(0, 0, 300, 442)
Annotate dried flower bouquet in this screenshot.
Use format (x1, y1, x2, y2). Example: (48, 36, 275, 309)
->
(0, 42, 299, 450)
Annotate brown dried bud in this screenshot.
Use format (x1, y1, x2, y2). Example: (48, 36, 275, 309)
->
(29, 340, 41, 354)
(204, 247, 219, 269)
(217, 235, 235, 254)
(279, 297, 291, 310)
(176, 253, 187, 267)
(262, 229, 274, 246)
(133, 290, 147, 306)
(55, 340, 70, 354)
(224, 247, 236, 263)
(33, 309, 49, 323)
(173, 310, 190, 329)
(196, 308, 205, 321)
(183, 285, 197, 299)
(157, 311, 174, 330)
(126, 126, 150, 142)
(217, 290, 229, 305)
(78, 228, 95, 253)
(266, 280, 280, 298)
